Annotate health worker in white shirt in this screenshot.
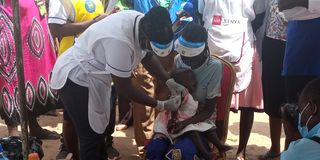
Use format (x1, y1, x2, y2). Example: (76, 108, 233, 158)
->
(49, 6, 186, 160)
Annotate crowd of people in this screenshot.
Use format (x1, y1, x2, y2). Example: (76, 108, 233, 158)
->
(0, 0, 319, 160)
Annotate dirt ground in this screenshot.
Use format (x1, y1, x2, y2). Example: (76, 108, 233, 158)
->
(0, 110, 284, 160)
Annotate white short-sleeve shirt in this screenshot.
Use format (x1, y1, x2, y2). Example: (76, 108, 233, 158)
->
(48, 0, 73, 24)
(50, 10, 144, 134)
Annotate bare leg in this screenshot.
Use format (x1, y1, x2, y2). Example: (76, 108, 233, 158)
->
(7, 125, 19, 137)
(204, 129, 232, 153)
(269, 117, 281, 154)
(236, 109, 254, 160)
(259, 117, 282, 159)
(187, 131, 212, 160)
(116, 95, 133, 131)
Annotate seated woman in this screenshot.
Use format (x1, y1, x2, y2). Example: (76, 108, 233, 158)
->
(153, 68, 232, 159)
(281, 78, 320, 160)
(146, 23, 227, 159)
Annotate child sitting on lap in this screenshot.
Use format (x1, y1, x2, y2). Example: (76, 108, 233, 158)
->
(153, 68, 232, 159)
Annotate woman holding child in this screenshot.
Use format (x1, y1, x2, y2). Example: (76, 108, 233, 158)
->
(146, 24, 231, 159)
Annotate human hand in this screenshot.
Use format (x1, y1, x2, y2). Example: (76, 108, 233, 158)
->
(281, 104, 301, 141)
(278, 0, 308, 11)
(93, 13, 109, 22)
(109, 7, 120, 15)
(171, 121, 186, 134)
(166, 78, 188, 97)
(156, 95, 181, 111)
(167, 118, 177, 133)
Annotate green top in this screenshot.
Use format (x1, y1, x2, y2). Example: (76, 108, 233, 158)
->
(158, 0, 172, 8)
(115, 0, 173, 10)
(115, 0, 132, 10)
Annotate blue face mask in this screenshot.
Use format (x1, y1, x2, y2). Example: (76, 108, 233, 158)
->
(298, 102, 320, 138)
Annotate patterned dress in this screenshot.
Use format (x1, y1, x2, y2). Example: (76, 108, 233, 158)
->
(0, 0, 57, 125)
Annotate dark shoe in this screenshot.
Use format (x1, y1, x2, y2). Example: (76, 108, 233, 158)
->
(33, 129, 60, 140)
(56, 143, 69, 160)
(106, 145, 120, 160)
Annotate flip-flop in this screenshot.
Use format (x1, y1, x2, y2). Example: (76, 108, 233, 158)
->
(258, 151, 280, 160)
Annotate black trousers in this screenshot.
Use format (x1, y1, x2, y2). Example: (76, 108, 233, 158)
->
(59, 79, 116, 160)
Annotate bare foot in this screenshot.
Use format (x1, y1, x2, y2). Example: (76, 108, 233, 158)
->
(236, 151, 246, 160)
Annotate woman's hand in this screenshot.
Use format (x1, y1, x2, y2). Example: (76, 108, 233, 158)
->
(166, 78, 188, 96)
(93, 13, 109, 22)
(109, 7, 120, 15)
(171, 121, 187, 134)
(167, 118, 177, 133)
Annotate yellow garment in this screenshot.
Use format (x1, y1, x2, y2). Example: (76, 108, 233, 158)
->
(58, 0, 103, 55)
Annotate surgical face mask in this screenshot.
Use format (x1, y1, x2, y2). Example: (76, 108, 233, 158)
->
(298, 102, 320, 138)
(181, 52, 208, 69)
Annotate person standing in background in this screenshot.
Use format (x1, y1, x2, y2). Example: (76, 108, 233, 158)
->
(198, 0, 265, 159)
(255, 0, 288, 159)
(279, 0, 320, 149)
(48, 0, 119, 159)
(0, 0, 59, 141)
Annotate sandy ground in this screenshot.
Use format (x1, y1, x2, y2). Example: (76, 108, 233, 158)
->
(0, 111, 284, 160)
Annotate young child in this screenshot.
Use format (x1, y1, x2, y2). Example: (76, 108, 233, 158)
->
(153, 69, 232, 159)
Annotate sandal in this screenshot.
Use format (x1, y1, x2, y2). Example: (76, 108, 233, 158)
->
(258, 151, 280, 160)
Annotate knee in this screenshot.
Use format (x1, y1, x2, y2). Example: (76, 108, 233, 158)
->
(173, 137, 198, 156)
(145, 138, 170, 159)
